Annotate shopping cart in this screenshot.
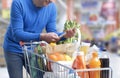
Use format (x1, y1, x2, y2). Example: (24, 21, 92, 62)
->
(22, 42, 112, 78)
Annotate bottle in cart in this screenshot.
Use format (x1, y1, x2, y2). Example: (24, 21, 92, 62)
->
(72, 51, 89, 78)
(99, 49, 109, 78)
(88, 52, 101, 78)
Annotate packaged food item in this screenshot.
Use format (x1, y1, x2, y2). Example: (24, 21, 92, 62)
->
(80, 42, 90, 55)
(99, 49, 109, 78)
(72, 51, 89, 78)
(85, 45, 100, 65)
(88, 52, 101, 78)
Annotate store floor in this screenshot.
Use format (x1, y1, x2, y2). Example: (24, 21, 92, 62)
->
(109, 52, 120, 78)
(0, 52, 120, 78)
(0, 67, 27, 78)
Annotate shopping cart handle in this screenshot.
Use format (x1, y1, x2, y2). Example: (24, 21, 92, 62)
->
(19, 41, 25, 46)
(19, 41, 48, 46)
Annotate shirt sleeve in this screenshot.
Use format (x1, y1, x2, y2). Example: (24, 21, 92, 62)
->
(11, 1, 40, 42)
(45, 3, 58, 33)
(45, 3, 66, 40)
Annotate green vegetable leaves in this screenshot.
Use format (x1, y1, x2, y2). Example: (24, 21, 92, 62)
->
(58, 20, 80, 44)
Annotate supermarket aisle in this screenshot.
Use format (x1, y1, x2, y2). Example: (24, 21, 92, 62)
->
(0, 67, 27, 78)
(0, 52, 120, 78)
(108, 52, 120, 78)
(0, 67, 9, 78)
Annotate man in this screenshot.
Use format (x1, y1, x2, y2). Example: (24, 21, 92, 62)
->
(3, 0, 75, 78)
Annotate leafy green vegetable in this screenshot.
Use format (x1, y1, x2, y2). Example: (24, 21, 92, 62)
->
(58, 20, 80, 44)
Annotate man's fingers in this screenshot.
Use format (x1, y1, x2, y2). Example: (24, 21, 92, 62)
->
(51, 39, 55, 42)
(73, 28, 76, 33)
(64, 28, 76, 38)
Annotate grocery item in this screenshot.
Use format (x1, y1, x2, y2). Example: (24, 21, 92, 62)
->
(50, 42, 56, 47)
(80, 42, 90, 55)
(64, 54, 72, 61)
(72, 52, 89, 78)
(58, 20, 80, 44)
(99, 49, 109, 78)
(48, 52, 72, 61)
(48, 52, 65, 61)
(85, 44, 99, 65)
(37, 45, 47, 69)
(88, 52, 101, 78)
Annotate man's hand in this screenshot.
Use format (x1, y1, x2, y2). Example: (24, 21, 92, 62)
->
(64, 28, 76, 38)
(40, 32, 60, 43)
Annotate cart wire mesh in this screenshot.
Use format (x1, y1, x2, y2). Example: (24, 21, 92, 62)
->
(22, 42, 112, 78)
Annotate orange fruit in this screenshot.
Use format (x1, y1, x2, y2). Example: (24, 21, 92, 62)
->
(48, 52, 66, 61)
(48, 54, 58, 61)
(56, 53, 66, 61)
(53, 52, 60, 55)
